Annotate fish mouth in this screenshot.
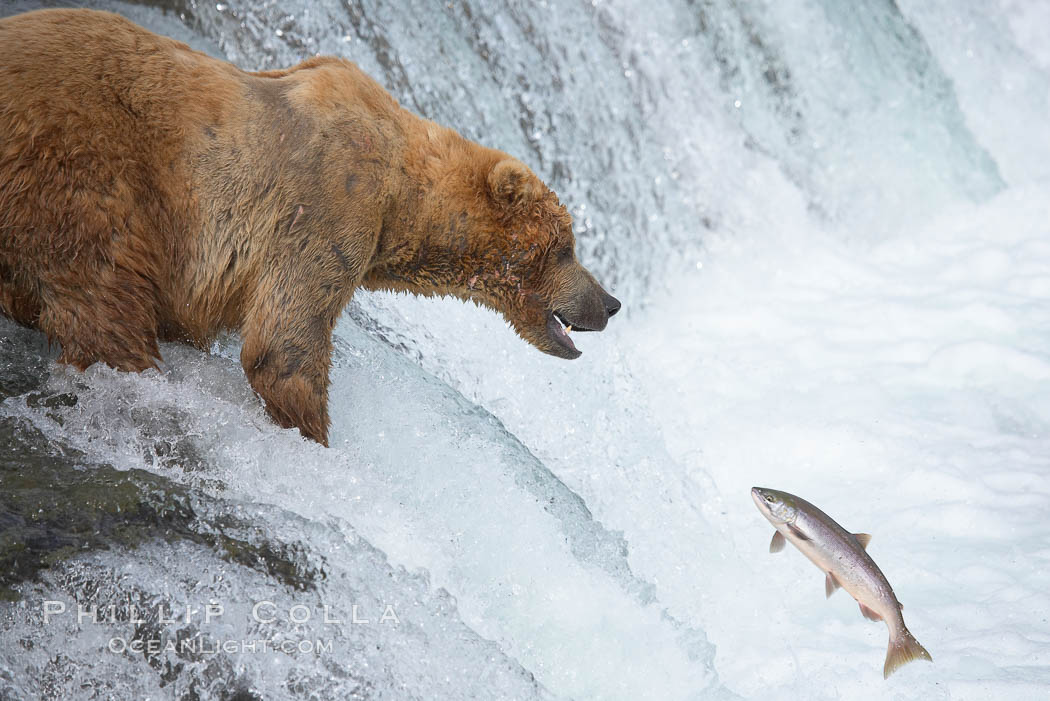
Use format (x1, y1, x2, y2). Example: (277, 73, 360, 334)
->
(544, 310, 584, 359)
(751, 487, 767, 511)
(751, 487, 781, 521)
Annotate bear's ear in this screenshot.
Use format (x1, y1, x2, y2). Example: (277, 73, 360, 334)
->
(487, 159, 542, 213)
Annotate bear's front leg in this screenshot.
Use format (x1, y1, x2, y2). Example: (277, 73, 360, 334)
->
(239, 252, 360, 446)
(241, 314, 337, 446)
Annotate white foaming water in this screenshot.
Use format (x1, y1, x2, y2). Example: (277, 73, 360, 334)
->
(3, 0, 1050, 699)
(365, 177, 1050, 699)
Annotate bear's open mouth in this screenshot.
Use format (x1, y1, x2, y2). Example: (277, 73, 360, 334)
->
(554, 311, 599, 333)
(546, 310, 583, 359)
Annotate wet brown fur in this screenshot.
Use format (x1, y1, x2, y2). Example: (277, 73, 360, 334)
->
(0, 9, 616, 445)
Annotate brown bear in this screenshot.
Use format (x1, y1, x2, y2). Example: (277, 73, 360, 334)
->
(0, 9, 620, 446)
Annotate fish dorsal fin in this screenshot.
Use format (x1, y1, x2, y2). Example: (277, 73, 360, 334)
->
(769, 531, 786, 553)
(825, 572, 841, 598)
(854, 533, 872, 549)
(859, 602, 882, 622)
(787, 523, 810, 541)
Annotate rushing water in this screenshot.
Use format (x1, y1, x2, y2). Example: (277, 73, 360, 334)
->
(2, 0, 1049, 699)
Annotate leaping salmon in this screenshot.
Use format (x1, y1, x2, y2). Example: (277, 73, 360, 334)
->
(751, 486, 932, 678)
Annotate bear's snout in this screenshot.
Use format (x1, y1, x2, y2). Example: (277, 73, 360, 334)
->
(540, 267, 619, 358)
(562, 273, 619, 333)
(539, 264, 619, 359)
(561, 290, 610, 332)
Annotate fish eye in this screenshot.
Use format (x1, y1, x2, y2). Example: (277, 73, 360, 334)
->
(764, 495, 775, 503)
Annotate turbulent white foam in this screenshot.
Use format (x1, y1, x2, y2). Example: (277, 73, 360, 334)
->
(627, 185, 1050, 698)
(2, 522, 553, 700)
(5, 319, 721, 700)
(363, 183, 1050, 699)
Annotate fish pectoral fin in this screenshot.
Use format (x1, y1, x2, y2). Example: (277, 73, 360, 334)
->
(853, 533, 872, 549)
(786, 523, 810, 541)
(825, 572, 841, 598)
(769, 531, 786, 553)
(858, 602, 882, 622)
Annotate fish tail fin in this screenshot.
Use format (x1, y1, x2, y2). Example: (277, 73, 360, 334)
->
(884, 627, 932, 678)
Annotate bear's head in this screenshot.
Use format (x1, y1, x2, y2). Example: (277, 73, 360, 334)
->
(475, 159, 620, 359)
(368, 155, 620, 359)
